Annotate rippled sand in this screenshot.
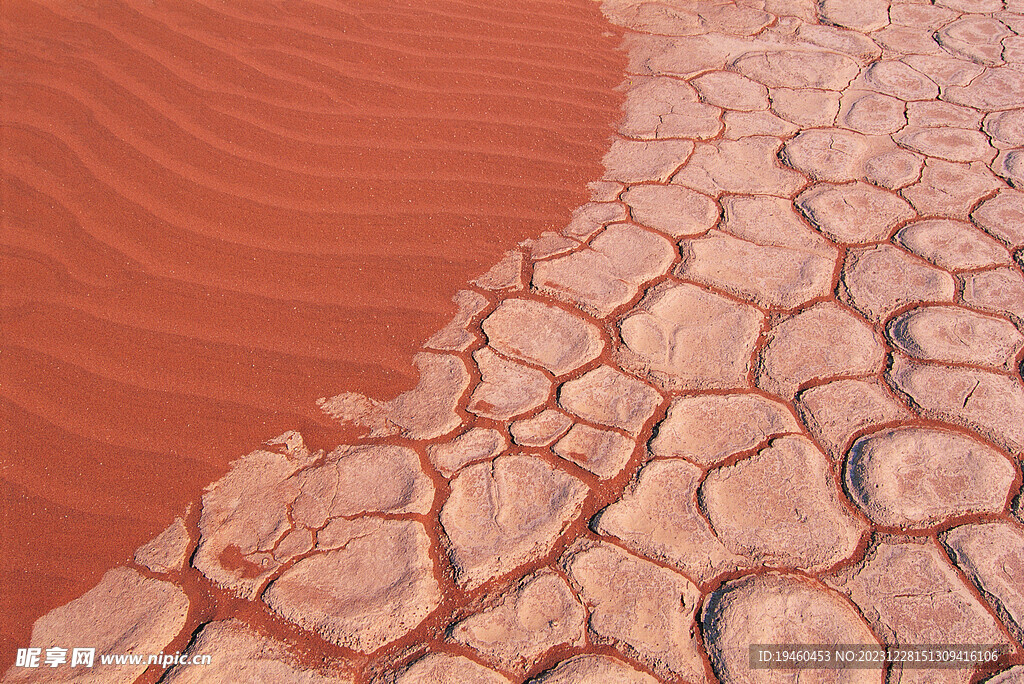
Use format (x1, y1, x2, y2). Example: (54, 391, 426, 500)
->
(0, 0, 625, 665)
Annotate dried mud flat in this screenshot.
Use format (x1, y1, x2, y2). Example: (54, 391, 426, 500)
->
(7, 0, 1024, 682)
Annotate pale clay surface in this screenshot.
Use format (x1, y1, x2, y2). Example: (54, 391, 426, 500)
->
(11, 1, 1024, 683)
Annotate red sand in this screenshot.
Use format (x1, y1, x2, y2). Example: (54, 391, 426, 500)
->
(0, 0, 625, 666)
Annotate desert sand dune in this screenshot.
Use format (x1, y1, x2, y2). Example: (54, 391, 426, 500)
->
(0, 0, 624, 668)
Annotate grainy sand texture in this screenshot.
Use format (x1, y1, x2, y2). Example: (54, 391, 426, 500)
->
(0, 0, 623, 671)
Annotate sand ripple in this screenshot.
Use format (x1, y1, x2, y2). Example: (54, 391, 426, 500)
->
(0, 0, 624, 664)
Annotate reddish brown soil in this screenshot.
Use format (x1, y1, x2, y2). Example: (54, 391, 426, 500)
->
(0, 0, 625, 667)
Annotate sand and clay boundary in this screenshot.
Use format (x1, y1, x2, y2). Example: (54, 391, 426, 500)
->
(7, 0, 1024, 682)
